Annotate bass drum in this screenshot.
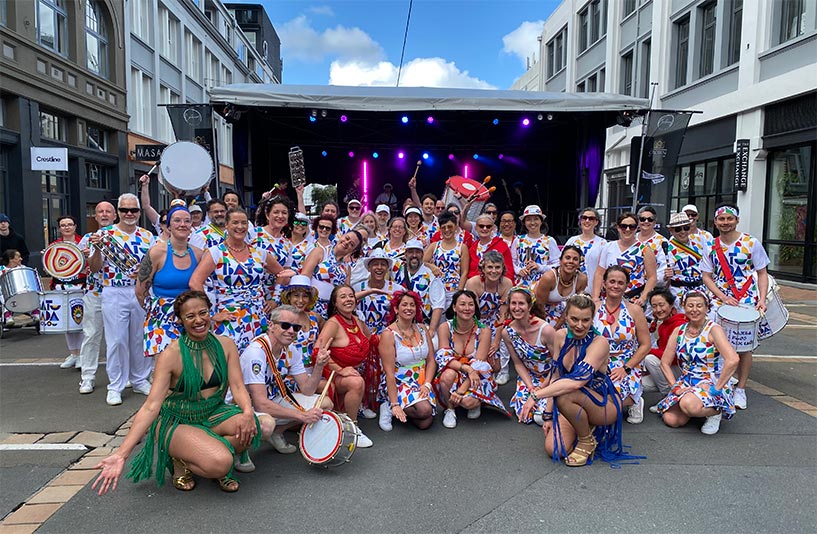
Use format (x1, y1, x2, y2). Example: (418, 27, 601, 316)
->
(299, 410, 358, 468)
(39, 290, 85, 334)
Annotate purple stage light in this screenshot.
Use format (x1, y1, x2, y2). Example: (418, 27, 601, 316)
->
(398, 151, 405, 159)
(498, 154, 504, 160)
(521, 118, 530, 126)
(348, 151, 354, 158)
(448, 154, 455, 160)
(427, 116, 434, 124)
(340, 115, 348, 123)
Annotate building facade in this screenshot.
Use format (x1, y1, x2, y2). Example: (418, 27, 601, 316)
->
(512, 0, 817, 283)
(224, 3, 282, 84)
(125, 0, 277, 210)
(0, 0, 129, 262)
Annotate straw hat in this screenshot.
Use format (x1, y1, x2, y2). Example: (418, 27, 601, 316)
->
(667, 212, 692, 228)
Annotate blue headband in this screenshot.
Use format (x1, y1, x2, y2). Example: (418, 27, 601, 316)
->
(166, 205, 189, 222)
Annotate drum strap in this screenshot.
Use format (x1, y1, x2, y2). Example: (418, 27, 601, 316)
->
(256, 336, 305, 412)
(669, 238, 701, 261)
(714, 237, 752, 301)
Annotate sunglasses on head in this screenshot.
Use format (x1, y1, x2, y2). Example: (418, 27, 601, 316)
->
(618, 223, 638, 230)
(273, 320, 303, 332)
(639, 216, 655, 222)
(580, 215, 598, 222)
(318, 225, 333, 231)
(119, 208, 141, 214)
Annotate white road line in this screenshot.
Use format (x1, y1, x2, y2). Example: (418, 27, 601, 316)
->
(783, 324, 817, 329)
(0, 443, 88, 451)
(0, 362, 107, 367)
(754, 354, 817, 360)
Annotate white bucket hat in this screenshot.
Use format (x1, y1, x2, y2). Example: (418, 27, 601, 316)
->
(520, 205, 545, 222)
(362, 248, 395, 270)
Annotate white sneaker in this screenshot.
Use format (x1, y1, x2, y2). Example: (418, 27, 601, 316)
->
(648, 403, 660, 414)
(627, 397, 644, 424)
(106, 391, 122, 406)
(125, 381, 132, 388)
(360, 407, 377, 419)
(356, 431, 373, 448)
(467, 405, 481, 420)
(495, 371, 510, 385)
(233, 451, 256, 473)
(378, 402, 393, 432)
(79, 379, 94, 394)
(734, 388, 747, 410)
(268, 432, 296, 454)
(132, 383, 151, 396)
(701, 413, 722, 435)
(532, 412, 545, 426)
(59, 355, 78, 369)
(443, 408, 457, 428)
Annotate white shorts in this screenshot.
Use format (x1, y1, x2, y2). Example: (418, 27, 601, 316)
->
(272, 392, 321, 426)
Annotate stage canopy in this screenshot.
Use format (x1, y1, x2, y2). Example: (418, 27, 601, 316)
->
(209, 84, 647, 238)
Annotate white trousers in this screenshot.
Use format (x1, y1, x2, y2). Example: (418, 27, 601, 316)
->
(79, 292, 104, 381)
(102, 286, 151, 393)
(641, 354, 680, 396)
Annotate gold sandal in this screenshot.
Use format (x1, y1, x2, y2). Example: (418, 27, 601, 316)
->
(564, 433, 597, 467)
(171, 458, 196, 491)
(217, 476, 239, 493)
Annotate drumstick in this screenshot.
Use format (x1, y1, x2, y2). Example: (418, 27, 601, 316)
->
(314, 370, 335, 409)
(410, 160, 422, 182)
(482, 176, 491, 184)
(146, 163, 159, 175)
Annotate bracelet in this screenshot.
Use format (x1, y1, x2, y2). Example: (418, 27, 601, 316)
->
(530, 390, 540, 402)
(423, 382, 433, 391)
(623, 366, 632, 375)
(390, 402, 400, 409)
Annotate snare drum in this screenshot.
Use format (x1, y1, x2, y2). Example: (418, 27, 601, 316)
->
(39, 290, 85, 334)
(758, 276, 788, 340)
(0, 267, 43, 312)
(442, 176, 490, 220)
(717, 305, 760, 352)
(159, 141, 214, 195)
(299, 410, 358, 468)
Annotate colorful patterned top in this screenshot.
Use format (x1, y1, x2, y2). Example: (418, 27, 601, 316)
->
(287, 237, 314, 273)
(506, 323, 553, 378)
(378, 325, 437, 411)
(190, 223, 227, 250)
(594, 299, 642, 402)
(354, 279, 406, 335)
(636, 232, 668, 280)
(598, 240, 648, 294)
(393, 265, 445, 322)
(382, 240, 406, 277)
(283, 312, 320, 391)
(515, 234, 560, 286)
(478, 285, 503, 332)
(564, 234, 607, 292)
(79, 232, 103, 297)
(666, 237, 705, 288)
(337, 216, 358, 234)
(691, 228, 715, 250)
(241, 336, 304, 401)
(700, 232, 770, 307)
(311, 249, 349, 318)
(97, 225, 154, 287)
(420, 218, 438, 244)
(432, 241, 463, 294)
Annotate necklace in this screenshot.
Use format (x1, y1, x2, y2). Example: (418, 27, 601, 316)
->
(557, 267, 575, 288)
(170, 242, 189, 258)
(226, 242, 248, 254)
(603, 301, 620, 324)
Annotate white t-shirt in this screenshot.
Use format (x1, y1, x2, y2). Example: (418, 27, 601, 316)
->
(240, 338, 305, 399)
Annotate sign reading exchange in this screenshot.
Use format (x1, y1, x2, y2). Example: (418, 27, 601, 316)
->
(30, 147, 68, 171)
(734, 139, 750, 192)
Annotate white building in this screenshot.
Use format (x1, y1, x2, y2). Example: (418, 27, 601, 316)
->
(125, 0, 278, 208)
(512, 0, 817, 283)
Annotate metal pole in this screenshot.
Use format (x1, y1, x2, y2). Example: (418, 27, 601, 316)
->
(631, 82, 658, 212)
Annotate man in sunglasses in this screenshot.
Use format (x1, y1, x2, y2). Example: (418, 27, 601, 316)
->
(338, 199, 362, 234)
(88, 193, 155, 406)
(239, 305, 333, 454)
(665, 212, 708, 305)
(681, 204, 715, 249)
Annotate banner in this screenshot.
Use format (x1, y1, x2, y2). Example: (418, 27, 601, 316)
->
(30, 147, 68, 171)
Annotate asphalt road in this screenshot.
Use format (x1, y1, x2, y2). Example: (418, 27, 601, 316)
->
(1, 290, 815, 533)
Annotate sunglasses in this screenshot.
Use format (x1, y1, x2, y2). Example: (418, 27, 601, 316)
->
(639, 216, 655, 223)
(477, 224, 493, 229)
(119, 208, 141, 214)
(673, 225, 692, 232)
(273, 320, 303, 333)
(348, 206, 361, 211)
(618, 223, 638, 230)
(293, 220, 308, 226)
(580, 215, 598, 222)
(485, 210, 497, 215)
(318, 225, 333, 231)
(449, 211, 460, 216)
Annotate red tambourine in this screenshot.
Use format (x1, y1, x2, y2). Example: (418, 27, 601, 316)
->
(42, 242, 86, 280)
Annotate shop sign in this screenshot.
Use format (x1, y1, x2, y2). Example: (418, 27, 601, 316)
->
(134, 144, 167, 161)
(734, 139, 750, 191)
(30, 147, 68, 171)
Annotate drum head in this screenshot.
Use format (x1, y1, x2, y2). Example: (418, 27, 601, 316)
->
(299, 411, 342, 464)
(160, 141, 213, 192)
(42, 242, 86, 280)
(718, 305, 760, 322)
(446, 175, 489, 201)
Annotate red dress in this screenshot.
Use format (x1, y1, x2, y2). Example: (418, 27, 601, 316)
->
(324, 314, 379, 411)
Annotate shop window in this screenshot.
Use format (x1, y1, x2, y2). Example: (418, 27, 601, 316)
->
(40, 110, 66, 141)
(85, 162, 110, 189)
(42, 170, 69, 243)
(671, 158, 737, 233)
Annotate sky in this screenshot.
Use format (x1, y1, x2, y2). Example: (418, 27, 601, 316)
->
(259, 0, 561, 89)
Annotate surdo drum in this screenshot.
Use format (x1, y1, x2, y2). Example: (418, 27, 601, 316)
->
(39, 289, 84, 334)
(442, 176, 490, 221)
(299, 410, 358, 468)
(0, 267, 42, 312)
(159, 141, 214, 195)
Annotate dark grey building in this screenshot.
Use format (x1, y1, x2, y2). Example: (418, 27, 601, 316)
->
(225, 3, 282, 83)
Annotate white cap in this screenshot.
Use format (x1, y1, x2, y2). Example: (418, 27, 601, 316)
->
(347, 198, 361, 206)
(520, 205, 545, 221)
(405, 239, 424, 251)
(376, 204, 390, 214)
(404, 207, 422, 217)
(681, 204, 698, 214)
(188, 204, 202, 213)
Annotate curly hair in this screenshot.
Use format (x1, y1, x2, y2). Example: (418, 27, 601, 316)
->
(385, 290, 424, 325)
(172, 290, 212, 321)
(312, 214, 337, 235)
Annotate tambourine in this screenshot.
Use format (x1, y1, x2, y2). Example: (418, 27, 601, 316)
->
(42, 242, 86, 280)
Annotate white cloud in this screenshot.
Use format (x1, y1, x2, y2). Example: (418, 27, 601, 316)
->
(502, 20, 545, 66)
(278, 15, 384, 63)
(329, 57, 496, 89)
(308, 5, 335, 16)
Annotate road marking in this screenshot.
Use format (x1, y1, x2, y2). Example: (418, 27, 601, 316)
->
(0, 444, 88, 451)
(784, 304, 817, 308)
(787, 311, 816, 322)
(783, 324, 817, 329)
(753, 354, 817, 360)
(0, 361, 107, 367)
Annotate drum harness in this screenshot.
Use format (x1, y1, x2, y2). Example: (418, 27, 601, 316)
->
(713, 237, 752, 301)
(256, 335, 305, 412)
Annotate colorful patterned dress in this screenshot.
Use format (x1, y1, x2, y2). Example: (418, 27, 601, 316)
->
(434, 320, 509, 415)
(287, 237, 314, 274)
(657, 321, 735, 418)
(564, 234, 607, 293)
(594, 299, 642, 403)
(208, 243, 269, 352)
(666, 237, 707, 302)
(431, 241, 463, 309)
(637, 232, 668, 280)
(478, 284, 503, 338)
(382, 241, 405, 278)
(310, 248, 349, 319)
(506, 323, 553, 423)
(282, 312, 320, 392)
(515, 234, 560, 286)
(354, 280, 405, 335)
(421, 218, 439, 244)
(378, 325, 437, 413)
(598, 240, 648, 295)
(253, 226, 291, 302)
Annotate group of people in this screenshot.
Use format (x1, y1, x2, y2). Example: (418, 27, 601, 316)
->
(16, 176, 770, 494)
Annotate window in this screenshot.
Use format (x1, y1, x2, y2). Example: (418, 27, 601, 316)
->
(587, 73, 597, 92)
(159, 6, 180, 63)
(727, 0, 743, 65)
(778, 0, 808, 44)
(623, 0, 636, 18)
(620, 50, 633, 96)
(85, 162, 110, 189)
(671, 158, 737, 232)
(579, 10, 588, 52)
(577, 81, 586, 92)
(590, 0, 601, 43)
(130, 0, 152, 44)
(37, 0, 67, 55)
(641, 39, 651, 98)
(42, 170, 69, 243)
(217, 117, 233, 167)
(85, 0, 107, 77)
(86, 125, 106, 151)
(222, 66, 232, 85)
(186, 32, 202, 83)
(674, 16, 690, 89)
(40, 110, 66, 141)
(578, 1, 605, 52)
(1, 0, 7, 27)
(546, 27, 567, 77)
(599, 68, 605, 91)
(158, 85, 179, 143)
(206, 52, 219, 89)
(130, 68, 153, 136)
(699, 2, 717, 78)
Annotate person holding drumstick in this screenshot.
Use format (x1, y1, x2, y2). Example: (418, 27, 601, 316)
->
(91, 290, 260, 494)
(424, 211, 470, 311)
(701, 203, 770, 410)
(48, 215, 87, 370)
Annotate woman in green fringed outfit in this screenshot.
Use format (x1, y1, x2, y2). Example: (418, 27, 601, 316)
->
(92, 290, 260, 494)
